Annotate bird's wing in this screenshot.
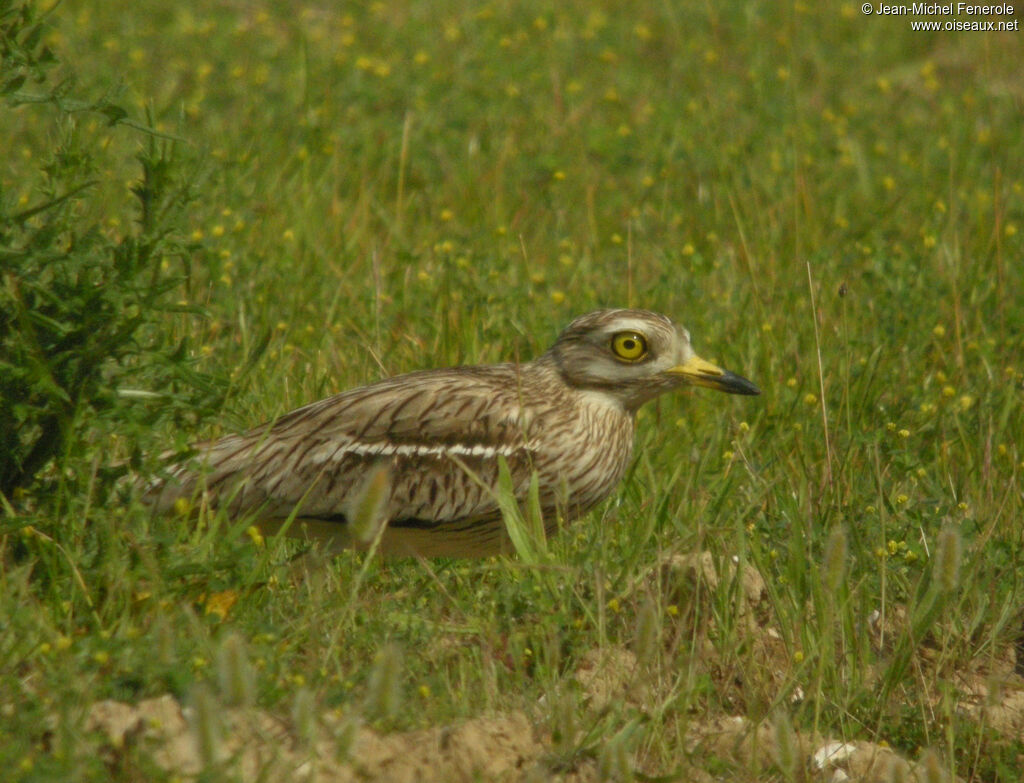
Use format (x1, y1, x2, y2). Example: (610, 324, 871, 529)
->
(147, 366, 544, 532)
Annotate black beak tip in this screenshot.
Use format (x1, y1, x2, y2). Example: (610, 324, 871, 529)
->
(723, 371, 761, 396)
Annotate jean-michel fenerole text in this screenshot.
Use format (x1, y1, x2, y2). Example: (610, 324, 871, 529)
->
(872, 2, 1014, 14)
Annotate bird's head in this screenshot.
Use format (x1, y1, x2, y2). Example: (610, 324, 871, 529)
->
(544, 309, 760, 411)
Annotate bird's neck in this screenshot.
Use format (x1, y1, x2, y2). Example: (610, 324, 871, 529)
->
(530, 352, 639, 415)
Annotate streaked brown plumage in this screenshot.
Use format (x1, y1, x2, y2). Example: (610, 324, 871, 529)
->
(146, 309, 759, 557)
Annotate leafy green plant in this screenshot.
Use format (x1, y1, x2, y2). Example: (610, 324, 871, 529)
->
(0, 0, 256, 504)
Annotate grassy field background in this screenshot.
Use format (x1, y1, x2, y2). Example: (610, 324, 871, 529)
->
(3, 0, 1023, 780)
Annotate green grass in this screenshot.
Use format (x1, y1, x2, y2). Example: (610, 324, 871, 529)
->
(3, 0, 1023, 780)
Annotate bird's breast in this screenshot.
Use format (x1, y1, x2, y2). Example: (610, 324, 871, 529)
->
(528, 390, 636, 515)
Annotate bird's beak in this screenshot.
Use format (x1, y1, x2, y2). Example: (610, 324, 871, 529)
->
(665, 354, 761, 396)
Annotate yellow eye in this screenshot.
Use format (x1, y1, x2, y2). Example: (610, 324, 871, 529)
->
(610, 331, 648, 362)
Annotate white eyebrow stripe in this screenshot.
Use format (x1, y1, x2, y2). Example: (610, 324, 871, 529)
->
(602, 317, 661, 336)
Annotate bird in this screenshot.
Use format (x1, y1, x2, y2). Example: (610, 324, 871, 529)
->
(145, 309, 759, 558)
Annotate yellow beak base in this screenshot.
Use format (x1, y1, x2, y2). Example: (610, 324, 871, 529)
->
(666, 355, 761, 396)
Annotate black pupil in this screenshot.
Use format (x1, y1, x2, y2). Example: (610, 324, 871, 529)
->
(623, 338, 636, 351)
